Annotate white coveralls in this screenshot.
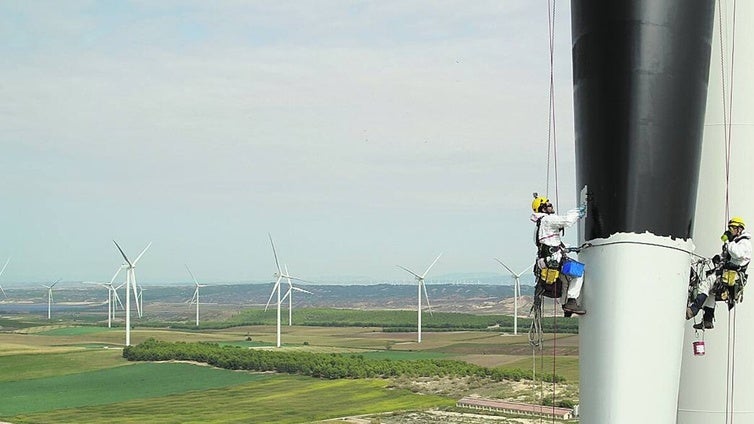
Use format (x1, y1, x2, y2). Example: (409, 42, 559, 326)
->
(531, 206, 585, 300)
(698, 229, 752, 308)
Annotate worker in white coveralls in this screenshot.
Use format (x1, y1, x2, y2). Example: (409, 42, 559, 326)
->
(687, 216, 752, 329)
(531, 194, 587, 315)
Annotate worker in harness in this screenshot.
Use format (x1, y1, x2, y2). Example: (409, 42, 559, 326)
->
(686, 216, 752, 329)
(530, 193, 587, 315)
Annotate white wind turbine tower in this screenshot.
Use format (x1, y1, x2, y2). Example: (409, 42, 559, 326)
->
(0, 257, 10, 300)
(86, 265, 125, 328)
(185, 265, 206, 327)
(112, 281, 126, 320)
(265, 234, 285, 348)
(105, 283, 125, 328)
(397, 253, 441, 343)
(281, 264, 312, 326)
(494, 259, 532, 336)
(265, 234, 308, 347)
(113, 240, 151, 346)
(42, 279, 61, 320)
(106, 266, 126, 328)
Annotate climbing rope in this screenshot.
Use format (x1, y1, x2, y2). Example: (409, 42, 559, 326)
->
(717, 0, 738, 421)
(528, 294, 544, 348)
(545, 3, 559, 420)
(725, 307, 737, 423)
(545, 0, 559, 211)
(551, 296, 557, 423)
(530, 1, 561, 419)
(579, 240, 702, 258)
(719, 0, 738, 224)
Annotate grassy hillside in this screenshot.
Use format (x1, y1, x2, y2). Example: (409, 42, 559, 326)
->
(0, 307, 579, 423)
(5, 373, 453, 423)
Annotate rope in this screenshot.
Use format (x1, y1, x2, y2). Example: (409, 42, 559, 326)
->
(551, 296, 557, 423)
(529, 292, 544, 348)
(539, 348, 544, 423)
(546, 2, 558, 419)
(532, 2, 560, 420)
(718, 0, 738, 420)
(731, 307, 737, 424)
(547, 0, 559, 210)
(579, 240, 701, 258)
(725, 307, 734, 423)
(718, 0, 738, 224)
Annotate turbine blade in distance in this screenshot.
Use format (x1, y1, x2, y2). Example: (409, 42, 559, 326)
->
(185, 265, 199, 286)
(264, 277, 281, 311)
(268, 233, 282, 273)
(494, 258, 517, 276)
(421, 253, 442, 278)
(110, 266, 123, 285)
(291, 287, 312, 295)
(422, 282, 433, 316)
(0, 257, 10, 278)
(396, 265, 422, 280)
(113, 240, 133, 267)
(132, 242, 152, 265)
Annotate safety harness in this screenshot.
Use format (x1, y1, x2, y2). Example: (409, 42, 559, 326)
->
(533, 215, 565, 299)
(711, 233, 750, 309)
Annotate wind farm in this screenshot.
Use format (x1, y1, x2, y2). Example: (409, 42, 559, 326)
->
(4, 0, 749, 423)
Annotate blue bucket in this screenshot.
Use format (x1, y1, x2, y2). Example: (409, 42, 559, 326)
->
(562, 259, 585, 278)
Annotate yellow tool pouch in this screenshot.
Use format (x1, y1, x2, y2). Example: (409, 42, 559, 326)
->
(540, 268, 560, 284)
(723, 270, 738, 286)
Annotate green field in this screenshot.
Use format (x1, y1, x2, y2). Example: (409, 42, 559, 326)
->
(38, 326, 112, 336)
(0, 308, 579, 423)
(6, 374, 453, 423)
(0, 362, 270, 416)
(0, 350, 126, 382)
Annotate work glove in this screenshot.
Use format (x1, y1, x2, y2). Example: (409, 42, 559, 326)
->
(721, 230, 733, 243)
(577, 204, 587, 219)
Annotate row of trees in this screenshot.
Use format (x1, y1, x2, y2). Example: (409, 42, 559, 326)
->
(124, 338, 565, 383)
(137, 308, 579, 334)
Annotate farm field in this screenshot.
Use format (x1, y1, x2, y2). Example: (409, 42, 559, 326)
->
(0, 311, 579, 423)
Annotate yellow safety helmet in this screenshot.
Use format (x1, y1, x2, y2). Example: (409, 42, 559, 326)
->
(728, 216, 746, 228)
(531, 193, 550, 212)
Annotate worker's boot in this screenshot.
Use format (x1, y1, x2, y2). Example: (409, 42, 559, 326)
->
(693, 306, 715, 330)
(562, 298, 586, 315)
(686, 293, 707, 320)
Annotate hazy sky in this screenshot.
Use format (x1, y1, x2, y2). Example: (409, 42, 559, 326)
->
(0, 1, 578, 285)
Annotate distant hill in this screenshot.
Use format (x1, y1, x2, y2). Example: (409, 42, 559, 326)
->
(0, 283, 537, 315)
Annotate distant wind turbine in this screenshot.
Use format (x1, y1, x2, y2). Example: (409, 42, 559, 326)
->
(85, 265, 125, 328)
(397, 253, 442, 343)
(265, 234, 309, 347)
(42, 279, 61, 320)
(112, 281, 126, 320)
(281, 264, 312, 326)
(185, 265, 206, 327)
(494, 259, 533, 336)
(113, 240, 151, 346)
(0, 257, 10, 299)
